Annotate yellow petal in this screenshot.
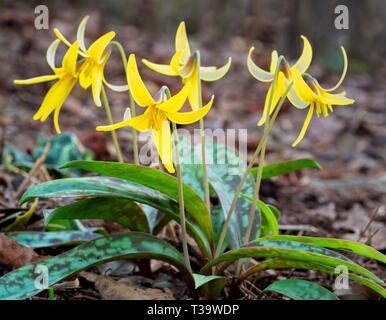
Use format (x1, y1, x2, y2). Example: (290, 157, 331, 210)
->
(87, 31, 115, 63)
(286, 79, 309, 109)
(175, 22, 191, 64)
(167, 95, 213, 124)
(170, 50, 183, 73)
(247, 47, 275, 82)
(292, 103, 314, 147)
(320, 90, 354, 105)
(33, 76, 76, 123)
(91, 67, 102, 107)
(199, 57, 232, 81)
(62, 41, 79, 77)
(293, 35, 312, 73)
(126, 54, 156, 107)
(270, 50, 278, 73)
(14, 74, 59, 85)
(291, 67, 318, 102)
(53, 104, 63, 134)
(46, 39, 61, 69)
(54, 28, 71, 47)
(103, 81, 129, 92)
(153, 116, 174, 173)
(317, 46, 348, 92)
(156, 83, 190, 113)
(77, 16, 89, 52)
(97, 109, 153, 132)
(185, 68, 200, 111)
(142, 58, 178, 76)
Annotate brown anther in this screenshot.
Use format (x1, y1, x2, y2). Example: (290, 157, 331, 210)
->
(279, 59, 291, 79)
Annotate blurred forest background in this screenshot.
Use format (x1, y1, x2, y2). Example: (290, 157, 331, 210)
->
(0, 0, 385, 299)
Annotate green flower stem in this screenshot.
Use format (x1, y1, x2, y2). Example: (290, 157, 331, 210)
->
(111, 41, 139, 165)
(101, 85, 123, 163)
(172, 121, 192, 273)
(195, 51, 212, 220)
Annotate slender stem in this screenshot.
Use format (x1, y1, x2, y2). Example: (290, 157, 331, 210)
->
(111, 41, 139, 165)
(101, 85, 123, 163)
(172, 121, 192, 273)
(195, 52, 211, 219)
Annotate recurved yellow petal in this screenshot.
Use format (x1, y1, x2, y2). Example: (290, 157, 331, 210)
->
(320, 90, 354, 105)
(247, 47, 275, 82)
(170, 50, 183, 73)
(14, 74, 60, 85)
(54, 28, 72, 47)
(292, 103, 314, 147)
(185, 67, 200, 110)
(157, 83, 190, 113)
(167, 95, 213, 124)
(77, 16, 89, 52)
(127, 54, 156, 107)
(46, 39, 61, 70)
(286, 79, 309, 109)
(317, 47, 348, 92)
(291, 68, 318, 102)
(142, 58, 179, 76)
(33, 76, 76, 124)
(153, 116, 174, 173)
(91, 67, 102, 107)
(293, 35, 312, 73)
(97, 109, 153, 132)
(199, 57, 232, 81)
(87, 31, 115, 63)
(62, 41, 79, 77)
(175, 22, 191, 64)
(270, 50, 278, 73)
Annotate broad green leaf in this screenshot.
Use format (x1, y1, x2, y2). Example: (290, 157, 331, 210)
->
(60, 161, 213, 247)
(240, 258, 386, 298)
(193, 274, 226, 300)
(260, 279, 339, 300)
(141, 204, 159, 233)
(47, 197, 150, 233)
(192, 141, 260, 250)
(211, 206, 229, 253)
(200, 240, 383, 284)
(6, 231, 101, 248)
(20, 177, 211, 258)
(174, 136, 205, 201)
(259, 235, 386, 264)
(241, 194, 278, 236)
(0, 232, 193, 300)
(251, 158, 322, 180)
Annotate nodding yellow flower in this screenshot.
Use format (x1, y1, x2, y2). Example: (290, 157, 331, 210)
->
(247, 35, 313, 126)
(142, 21, 231, 110)
(290, 62, 354, 147)
(54, 16, 117, 107)
(14, 40, 80, 133)
(97, 54, 214, 173)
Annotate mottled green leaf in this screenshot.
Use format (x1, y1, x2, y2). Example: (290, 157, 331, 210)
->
(241, 194, 278, 236)
(251, 158, 322, 180)
(260, 279, 339, 300)
(200, 240, 383, 284)
(60, 161, 213, 247)
(47, 197, 149, 233)
(193, 274, 226, 300)
(259, 235, 386, 264)
(240, 258, 386, 298)
(20, 177, 210, 258)
(6, 231, 101, 248)
(0, 232, 193, 300)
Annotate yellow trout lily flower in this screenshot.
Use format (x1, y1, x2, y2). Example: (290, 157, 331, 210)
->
(97, 54, 214, 173)
(290, 65, 354, 147)
(247, 35, 313, 125)
(54, 16, 119, 107)
(142, 21, 231, 110)
(14, 40, 80, 133)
